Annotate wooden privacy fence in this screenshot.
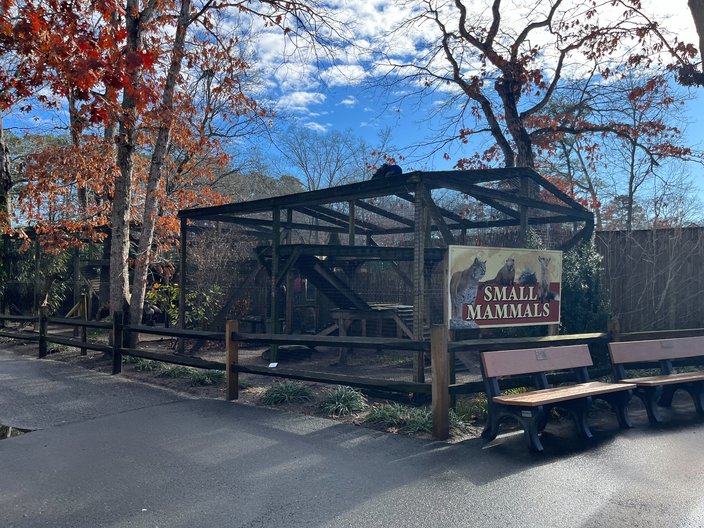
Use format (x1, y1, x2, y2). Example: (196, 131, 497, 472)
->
(596, 228, 704, 332)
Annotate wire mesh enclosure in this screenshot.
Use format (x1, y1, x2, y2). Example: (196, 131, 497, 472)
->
(177, 168, 593, 385)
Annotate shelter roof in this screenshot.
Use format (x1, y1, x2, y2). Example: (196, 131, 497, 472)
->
(179, 168, 593, 249)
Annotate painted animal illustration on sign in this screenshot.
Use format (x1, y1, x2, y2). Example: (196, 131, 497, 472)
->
(450, 257, 487, 319)
(538, 255, 552, 301)
(487, 257, 515, 286)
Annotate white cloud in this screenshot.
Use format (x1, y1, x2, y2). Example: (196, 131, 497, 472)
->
(274, 62, 320, 92)
(276, 91, 327, 113)
(321, 64, 368, 87)
(303, 121, 329, 133)
(337, 96, 358, 108)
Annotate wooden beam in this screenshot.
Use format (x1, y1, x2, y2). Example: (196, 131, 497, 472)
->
(226, 320, 239, 400)
(234, 363, 431, 394)
(275, 247, 302, 287)
(180, 172, 422, 219)
(190, 214, 351, 234)
(524, 170, 593, 214)
(439, 175, 593, 220)
(304, 204, 381, 233)
(422, 186, 455, 246)
(354, 199, 415, 227)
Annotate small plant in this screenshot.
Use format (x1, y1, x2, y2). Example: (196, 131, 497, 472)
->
(260, 381, 314, 405)
(156, 365, 225, 386)
(455, 394, 489, 422)
(188, 369, 226, 386)
(131, 358, 163, 372)
(158, 366, 193, 378)
(449, 409, 471, 434)
(319, 386, 368, 417)
(366, 403, 474, 436)
(46, 343, 73, 354)
(364, 403, 432, 434)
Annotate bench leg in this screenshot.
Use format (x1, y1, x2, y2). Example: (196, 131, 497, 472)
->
(481, 404, 502, 442)
(638, 387, 663, 425)
(570, 399, 593, 439)
(658, 386, 676, 408)
(685, 383, 704, 415)
(601, 391, 633, 429)
(523, 409, 545, 453)
(483, 406, 546, 452)
(518, 408, 545, 452)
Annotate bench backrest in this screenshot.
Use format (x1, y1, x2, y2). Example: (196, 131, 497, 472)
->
(481, 345, 592, 378)
(609, 336, 704, 365)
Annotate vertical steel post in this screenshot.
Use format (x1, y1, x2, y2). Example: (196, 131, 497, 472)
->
(348, 200, 355, 246)
(270, 206, 280, 362)
(413, 182, 426, 383)
(178, 217, 187, 354)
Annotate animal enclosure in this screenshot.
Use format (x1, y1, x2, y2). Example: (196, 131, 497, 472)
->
(178, 169, 593, 383)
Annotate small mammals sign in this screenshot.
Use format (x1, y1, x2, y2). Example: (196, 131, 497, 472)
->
(447, 245, 562, 330)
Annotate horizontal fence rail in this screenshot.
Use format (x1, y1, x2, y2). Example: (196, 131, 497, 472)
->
(0, 313, 40, 342)
(4, 310, 704, 426)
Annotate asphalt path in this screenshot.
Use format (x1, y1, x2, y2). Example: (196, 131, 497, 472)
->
(2, 346, 704, 527)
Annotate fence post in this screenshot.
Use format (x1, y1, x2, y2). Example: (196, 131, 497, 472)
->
(38, 306, 47, 358)
(112, 311, 123, 375)
(225, 320, 239, 400)
(80, 292, 88, 356)
(608, 318, 621, 342)
(431, 324, 450, 440)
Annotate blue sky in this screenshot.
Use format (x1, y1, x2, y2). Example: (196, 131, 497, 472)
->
(4, 0, 704, 201)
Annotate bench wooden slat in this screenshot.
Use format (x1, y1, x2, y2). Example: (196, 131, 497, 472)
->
(621, 371, 704, 387)
(492, 381, 635, 407)
(609, 337, 704, 364)
(482, 345, 592, 378)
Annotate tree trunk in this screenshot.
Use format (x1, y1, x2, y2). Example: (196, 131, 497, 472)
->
(128, 0, 192, 334)
(689, 0, 704, 77)
(68, 88, 87, 212)
(0, 117, 12, 230)
(110, 0, 144, 319)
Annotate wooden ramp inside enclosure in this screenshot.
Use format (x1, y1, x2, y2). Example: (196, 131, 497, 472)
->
(293, 254, 370, 311)
(260, 246, 424, 339)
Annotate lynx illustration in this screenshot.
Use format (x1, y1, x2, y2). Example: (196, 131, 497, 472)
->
(449, 257, 487, 320)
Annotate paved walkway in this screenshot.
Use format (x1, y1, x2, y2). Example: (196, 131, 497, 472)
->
(2, 346, 704, 527)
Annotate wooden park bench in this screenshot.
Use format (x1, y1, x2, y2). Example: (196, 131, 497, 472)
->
(481, 345, 635, 452)
(609, 336, 704, 424)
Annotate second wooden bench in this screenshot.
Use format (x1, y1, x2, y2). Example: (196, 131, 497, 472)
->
(609, 336, 704, 424)
(481, 344, 635, 452)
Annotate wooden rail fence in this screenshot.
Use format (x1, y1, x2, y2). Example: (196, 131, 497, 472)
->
(2, 312, 704, 440)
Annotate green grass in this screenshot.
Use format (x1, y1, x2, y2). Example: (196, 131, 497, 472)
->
(125, 357, 162, 371)
(158, 365, 225, 386)
(365, 402, 473, 436)
(455, 394, 489, 422)
(319, 386, 368, 417)
(122, 356, 226, 386)
(260, 381, 314, 405)
(364, 403, 432, 434)
(46, 342, 75, 354)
